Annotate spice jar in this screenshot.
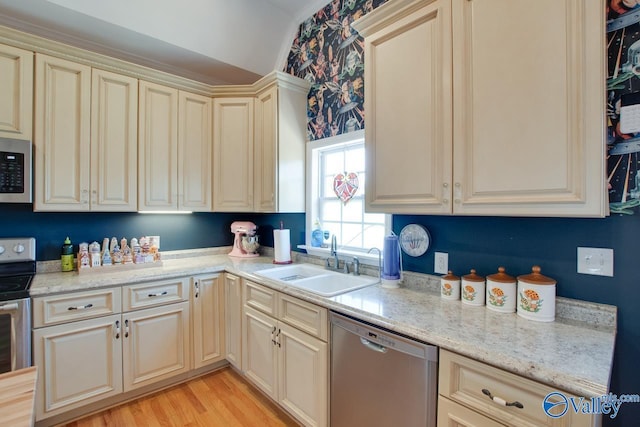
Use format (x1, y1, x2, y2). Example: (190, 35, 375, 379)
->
(461, 269, 485, 306)
(517, 266, 556, 322)
(440, 271, 460, 300)
(486, 267, 516, 313)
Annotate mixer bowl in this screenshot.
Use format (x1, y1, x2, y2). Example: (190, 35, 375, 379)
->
(241, 235, 260, 254)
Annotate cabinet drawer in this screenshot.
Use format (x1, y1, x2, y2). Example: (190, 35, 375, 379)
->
(244, 280, 277, 317)
(122, 278, 188, 311)
(438, 349, 597, 427)
(438, 396, 503, 427)
(33, 288, 121, 328)
(278, 293, 327, 341)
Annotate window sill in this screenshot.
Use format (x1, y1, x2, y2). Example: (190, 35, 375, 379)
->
(297, 245, 382, 267)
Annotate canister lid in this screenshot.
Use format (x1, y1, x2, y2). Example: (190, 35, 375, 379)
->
(486, 266, 515, 283)
(462, 269, 484, 282)
(442, 270, 459, 280)
(517, 266, 556, 285)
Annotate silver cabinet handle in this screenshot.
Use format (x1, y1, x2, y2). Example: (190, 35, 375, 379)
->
(482, 389, 524, 409)
(115, 320, 120, 339)
(125, 319, 129, 338)
(68, 303, 93, 311)
(147, 291, 168, 298)
(360, 337, 387, 353)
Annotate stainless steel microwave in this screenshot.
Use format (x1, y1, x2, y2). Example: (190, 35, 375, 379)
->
(0, 138, 32, 203)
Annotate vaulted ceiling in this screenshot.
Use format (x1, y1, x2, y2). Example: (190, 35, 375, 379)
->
(0, 0, 328, 85)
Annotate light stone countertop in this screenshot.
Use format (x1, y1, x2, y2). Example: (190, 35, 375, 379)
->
(29, 250, 616, 399)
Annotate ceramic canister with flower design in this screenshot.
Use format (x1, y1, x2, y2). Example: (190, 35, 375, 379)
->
(441, 271, 460, 300)
(461, 269, 485, 306)
(486, 267, 516, 313)
(517, 266, 556, 322)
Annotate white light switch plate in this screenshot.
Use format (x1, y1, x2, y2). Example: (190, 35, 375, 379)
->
(435, 252, 448, 274)
(577, 247, 614, 277)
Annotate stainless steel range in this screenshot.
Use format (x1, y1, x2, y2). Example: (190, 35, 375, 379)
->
(0, 237, 35, 374)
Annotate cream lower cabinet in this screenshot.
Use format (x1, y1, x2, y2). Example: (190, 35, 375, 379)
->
(354, 0, 606, 217)
(243, 281, 328, 427)
(224, 273, 243, 370)
(33, 279, 191, 421)
(191, 274, 225, 370)
(438, 349, 599, 427)
(0, 43, 32, 140)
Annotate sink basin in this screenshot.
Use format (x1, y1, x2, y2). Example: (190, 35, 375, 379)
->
(253, 264, 379, 297)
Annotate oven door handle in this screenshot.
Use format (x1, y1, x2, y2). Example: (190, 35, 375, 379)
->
(0, 303, 18, 312)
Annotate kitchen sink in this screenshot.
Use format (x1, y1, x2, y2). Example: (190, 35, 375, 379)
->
(253, 264, 379, 297)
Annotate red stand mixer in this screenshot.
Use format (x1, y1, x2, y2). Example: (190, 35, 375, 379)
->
(229, 221, 260, 258)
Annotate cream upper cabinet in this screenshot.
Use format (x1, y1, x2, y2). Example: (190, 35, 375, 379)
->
(254, 73, 309, 213)
(213, 97, 255, 211)
(91, 69, 138, 211)
(34, 54, 91, 211)
(0, 43, 33, 140)
(138, 80, 179, 210)
(179, 91, 212, 211)
(354, 0, 606, 217)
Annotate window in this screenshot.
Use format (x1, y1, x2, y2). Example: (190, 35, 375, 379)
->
(305, 130, 389, 260)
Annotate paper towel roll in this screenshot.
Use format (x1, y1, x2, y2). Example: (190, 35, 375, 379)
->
(273, 229, 292, 264)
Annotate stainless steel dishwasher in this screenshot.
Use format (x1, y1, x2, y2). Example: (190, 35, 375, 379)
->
(330, 312, 438, 427)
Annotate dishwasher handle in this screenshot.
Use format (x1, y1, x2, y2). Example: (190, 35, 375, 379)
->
(360, 337, 388, 353)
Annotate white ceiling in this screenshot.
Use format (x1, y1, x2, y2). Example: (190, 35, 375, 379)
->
(0, 0, 328, 85)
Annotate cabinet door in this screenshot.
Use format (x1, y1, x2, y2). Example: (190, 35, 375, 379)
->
(254, 86, 278, 212)
(34, 54, 91, 211)
(91, 69, 138, 211)
(224, 273, 242, 370)
(33, 314, 123, 421)
(192, 274, 224, 369)
(358, 0, 453, 214)
(138, 80, 178, 210)
(278, 323, 328, 427)
(437, 396, 504, 427)
(179, 91, 212, 211)
(0, 43, 32, 140)
(122, 301, 190, 391)
(213, 97, 254, 211)
(242, 305, 278, 400)
(452, 0, 606, 216)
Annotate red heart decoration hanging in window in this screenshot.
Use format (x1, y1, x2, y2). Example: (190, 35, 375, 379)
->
(333, 172, 359, 205)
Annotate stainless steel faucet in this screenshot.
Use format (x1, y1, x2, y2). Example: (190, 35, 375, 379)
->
(326, 235, 340, 270)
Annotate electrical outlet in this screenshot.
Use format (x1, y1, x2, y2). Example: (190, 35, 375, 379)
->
(577, 247, 614, 277)
(435, 252, 448, 274)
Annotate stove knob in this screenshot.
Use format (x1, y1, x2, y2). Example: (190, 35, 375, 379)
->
(13, 244, 25, 254)
(0, 246, 4, 255)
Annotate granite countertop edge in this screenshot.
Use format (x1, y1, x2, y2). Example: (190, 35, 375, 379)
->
(30, 250, 616, 399)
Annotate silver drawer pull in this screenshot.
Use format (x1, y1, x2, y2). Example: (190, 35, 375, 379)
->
(482, 389, 524, 409)
(68, 303, 93, 311)
(148, 291, 168, 298)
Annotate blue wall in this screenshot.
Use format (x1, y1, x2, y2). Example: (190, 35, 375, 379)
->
(0, 203, 305, 261)
(392, 214, 637, 426)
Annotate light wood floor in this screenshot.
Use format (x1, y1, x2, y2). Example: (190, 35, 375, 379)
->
(61, 368, 299, 427)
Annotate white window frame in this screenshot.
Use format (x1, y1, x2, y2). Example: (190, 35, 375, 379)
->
(300, 130, 390, 266)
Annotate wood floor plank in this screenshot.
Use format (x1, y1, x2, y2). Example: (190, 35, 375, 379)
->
(61, 368, 299, 427)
